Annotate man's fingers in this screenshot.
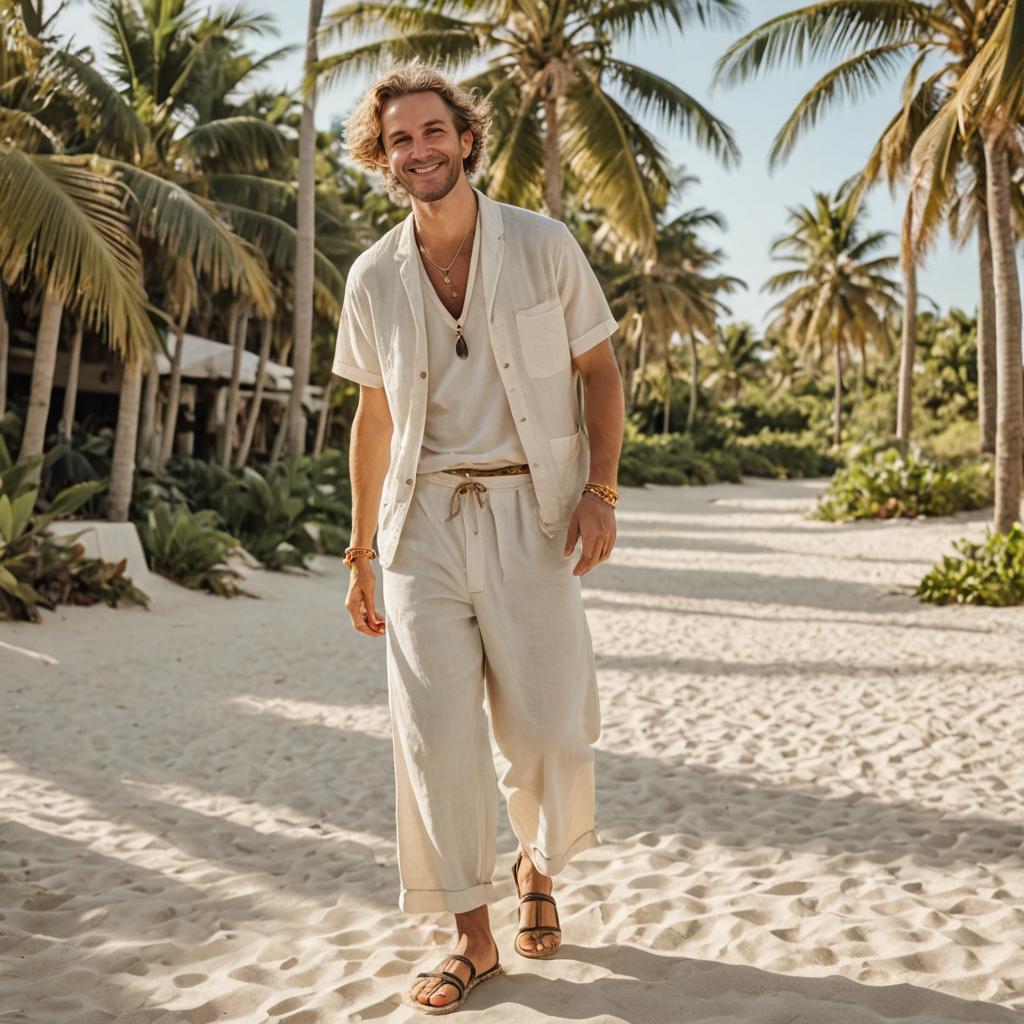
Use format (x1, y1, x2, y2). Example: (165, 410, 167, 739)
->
(564, 513, 580, 556)
(346, 578, 385, 637)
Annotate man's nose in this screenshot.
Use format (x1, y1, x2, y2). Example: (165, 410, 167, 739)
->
(410, 134, 433, 163)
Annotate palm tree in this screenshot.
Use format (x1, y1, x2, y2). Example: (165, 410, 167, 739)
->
(82, 0, 282, 478)
(714, 0, 1016, 444)
(913, 0, 1023, 531)
(314, 0, 742, 257)
(704, 322, 766, 401)
(1, 0, 157, 465)
(602, 178, 743, 429)
(764, 180, 901, 446)
(286, 0, 325, 457)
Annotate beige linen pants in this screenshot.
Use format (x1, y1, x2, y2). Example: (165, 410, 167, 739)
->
(381, 468, 602, 914)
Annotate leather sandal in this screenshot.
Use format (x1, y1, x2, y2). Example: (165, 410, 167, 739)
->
(512, 851, 562, 958)
(409, 950, 502, 1015)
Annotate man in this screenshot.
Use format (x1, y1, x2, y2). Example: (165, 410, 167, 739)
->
(333, 64, 624, 1014)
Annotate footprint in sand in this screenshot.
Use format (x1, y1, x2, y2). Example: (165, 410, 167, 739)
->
(172, 973, 207, 988)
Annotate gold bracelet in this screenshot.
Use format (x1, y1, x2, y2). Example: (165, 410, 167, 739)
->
(343, 546, 377, 568)
(583, 482, 618, 507)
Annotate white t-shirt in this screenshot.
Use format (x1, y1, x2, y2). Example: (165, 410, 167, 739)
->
(415, 208, 528, 474)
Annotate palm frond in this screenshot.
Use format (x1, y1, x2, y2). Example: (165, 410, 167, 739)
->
(308, 31, 480, 95)
(767, 42, 916, 168)
(604, 59, 740, 167)
(713, 0, 934, 87)
(0, 146, 156, 360)
(101, 158, 275, 315)
(177, 116, 288, 171)
(45, 46, 149, 159)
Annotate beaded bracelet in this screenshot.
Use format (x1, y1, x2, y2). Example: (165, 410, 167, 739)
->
(583, 482, 618, 508)
(343, 546, 378, 568)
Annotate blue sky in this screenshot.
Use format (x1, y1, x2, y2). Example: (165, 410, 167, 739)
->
(55, 0, 992, 329)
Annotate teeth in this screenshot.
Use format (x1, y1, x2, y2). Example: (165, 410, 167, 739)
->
(411, 163, 441, 174)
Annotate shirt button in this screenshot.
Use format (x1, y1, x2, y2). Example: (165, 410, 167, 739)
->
(519, 417, 526, 422)
(532, 462, 539, 467)
(405, 478, 412, 485)
(502, 362, 509, 368)
(420, 371, 427, 378)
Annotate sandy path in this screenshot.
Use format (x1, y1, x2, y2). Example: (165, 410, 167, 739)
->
(1, 478, 1023, 1024)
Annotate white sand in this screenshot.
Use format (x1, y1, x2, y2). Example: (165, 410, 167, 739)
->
(2, 477, 1023, 1024)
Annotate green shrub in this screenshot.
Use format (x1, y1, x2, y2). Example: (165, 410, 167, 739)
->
(0, 480, 148, 622)
(736, 430, 840, 479)
(917, 524, 1024, 606)
(812, 443, 993, 522)
(137, 502, 249, 597)
(618, 427, 717, 487)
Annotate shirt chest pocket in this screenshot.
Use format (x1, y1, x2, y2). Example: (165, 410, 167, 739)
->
(515, 296, 571, 378)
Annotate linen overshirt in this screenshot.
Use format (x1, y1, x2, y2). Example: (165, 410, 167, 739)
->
(332, 186, 618, 569)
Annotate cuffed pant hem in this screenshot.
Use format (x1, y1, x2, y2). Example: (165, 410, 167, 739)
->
(400, 880, 500, 915)
(521, 828, 601, 877)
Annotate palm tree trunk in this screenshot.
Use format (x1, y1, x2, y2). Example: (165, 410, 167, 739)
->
(983, 123, 1023, 533)
(271, 402, 288, 462)
(0, 282, 9, 420)
(236, 317, 273, 468)
(662, 347, 672, 435)
(686, 334, 698, 433)
(60, 316, 84, 442)
(542, 93, 564, 222)
(138, 358, 160, 466)
(158, 295, 192, 471)
(286, 0, 325, 458)
(833, 339, 844, 447)
(221, 301, 247, 467)
(896, 202, 916, 441)
(313, 375, 335, 456)
(19, 285, 64, 461)
(977, 214, 998, 453)
(108, 358, 144, 522)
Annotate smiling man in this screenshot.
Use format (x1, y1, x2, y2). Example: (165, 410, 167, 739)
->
(334, 64, 624, 1014)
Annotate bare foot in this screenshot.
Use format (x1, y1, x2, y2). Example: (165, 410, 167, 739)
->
(513, 851, 561, 955)
(409, 909, 498, 1010)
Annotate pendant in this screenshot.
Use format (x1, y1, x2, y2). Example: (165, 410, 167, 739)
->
(455, 325, 469, 359)
(443, 275, 451, 284)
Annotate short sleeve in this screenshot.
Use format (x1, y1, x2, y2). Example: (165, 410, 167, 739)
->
(332, 271, 384, 388)
(554, 224, 619, 359)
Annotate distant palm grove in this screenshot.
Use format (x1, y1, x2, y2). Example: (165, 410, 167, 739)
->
(2, 0, 1023, 617)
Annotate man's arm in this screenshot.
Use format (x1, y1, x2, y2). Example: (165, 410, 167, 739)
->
(573, 338, 624, 489)
(563, 338, 624, 575)
(345, 382, 393, 637)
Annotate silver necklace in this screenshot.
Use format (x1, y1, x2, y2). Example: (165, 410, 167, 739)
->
(416, 214, 477, 360)
(417, 219, 474, 300)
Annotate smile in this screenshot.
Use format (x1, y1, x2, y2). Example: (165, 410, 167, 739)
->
(410, 162, 443, 175)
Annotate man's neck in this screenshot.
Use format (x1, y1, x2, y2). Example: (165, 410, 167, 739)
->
(410, 176, 479, 252)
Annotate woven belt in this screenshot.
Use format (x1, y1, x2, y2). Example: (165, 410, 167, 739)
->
(444, 463, 531, 478)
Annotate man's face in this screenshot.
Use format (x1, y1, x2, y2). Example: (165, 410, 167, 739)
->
(379, 91, 473, 203)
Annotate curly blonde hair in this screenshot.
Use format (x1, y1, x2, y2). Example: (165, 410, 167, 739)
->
(343, 64, 492, 200)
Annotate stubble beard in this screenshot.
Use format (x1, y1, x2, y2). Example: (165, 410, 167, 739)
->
(398, 156, 462, 203)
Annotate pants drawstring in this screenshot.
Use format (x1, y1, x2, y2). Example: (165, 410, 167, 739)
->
(446, 480, 488, 593)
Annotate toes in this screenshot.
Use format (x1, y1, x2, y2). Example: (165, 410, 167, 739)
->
(429, 984, 457, 1007)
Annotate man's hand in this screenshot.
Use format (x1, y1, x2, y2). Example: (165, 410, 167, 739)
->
(564, 491, 617, 576)
(346, 562, 386, 637)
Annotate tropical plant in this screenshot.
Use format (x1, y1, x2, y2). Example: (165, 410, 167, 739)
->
(812, 442, 992, 522)
(911, 0, 1024, 533)
(314, 0, 742, 256)
(1, 0, 158, 465)
(603, 174, 744, 429)
(763, 179, 901, 446)
(714, 0, 1020, 448)
(917, 523, 1024, 605)
(0, 476, 148, 621)
(136, 501, 248, 596)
